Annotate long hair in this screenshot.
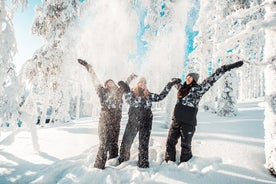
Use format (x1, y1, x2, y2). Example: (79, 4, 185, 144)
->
(132, 86, 149, 99)
(177, 80, 197, 99)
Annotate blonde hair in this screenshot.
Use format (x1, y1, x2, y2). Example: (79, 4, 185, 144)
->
(132, 80, 149, 99)
(132, 86, 149, 99)
(132, 77, 149, 99)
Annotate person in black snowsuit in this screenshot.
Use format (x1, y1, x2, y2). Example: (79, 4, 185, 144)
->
(165, 61, 244, 163)
(118, 77, 181, 168)
(78, 59, 137, 169)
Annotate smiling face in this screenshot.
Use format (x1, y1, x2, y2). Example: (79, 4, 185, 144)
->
(185, 75, 194, 85)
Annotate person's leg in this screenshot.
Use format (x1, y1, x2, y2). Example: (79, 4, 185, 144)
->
(165, 119, 181, 162)
(94, 112, 109, 169)
(118, 118, 138, 163)
(179, 124, 196, 162)
(137, 120, 152, 168)
(107, 124, 120, 159)
(107, 112, 122, 159)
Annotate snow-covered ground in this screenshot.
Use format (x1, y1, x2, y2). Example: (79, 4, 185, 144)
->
(0, 99, 275, 184)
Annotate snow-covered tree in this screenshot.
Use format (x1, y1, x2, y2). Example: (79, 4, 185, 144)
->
(20, 0, 83, 126)
(0, 0, 41, 151)
(136, 0, 188, 126)
(188, 0, 218, 112)
(217, 72, 238, 116)
(262, 0, 276, 176)
(0, 0, 28, 127)
(214, 0, 265, 100)
(190, 0, 266, 116)
(0, 0, 18, 125)
(193, 0, 275, 175)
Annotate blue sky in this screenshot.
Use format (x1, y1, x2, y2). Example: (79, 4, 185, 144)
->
(13, 0, 44, 73)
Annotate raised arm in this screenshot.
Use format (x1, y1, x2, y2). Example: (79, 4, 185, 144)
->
(149, 79, 181, 102)
(117, 81, 138, 106)
(197, 60, 244, 96)
(78, 58, 102, 85)
(78, 59, 105, 96)
(171, 78, 182, 90)
(125, 73, 138, 85)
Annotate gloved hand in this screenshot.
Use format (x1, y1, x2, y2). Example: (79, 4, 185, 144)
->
(171, 78, 182, 84)
(127, 73, 138, 81)
(168, 78, 181, 88)
(78, 58, 88, 66)
(222, 60, 244, 72)
(118, 81, 130, 93)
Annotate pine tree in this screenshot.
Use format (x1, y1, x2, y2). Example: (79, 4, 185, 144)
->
(217, 72, 238, 117)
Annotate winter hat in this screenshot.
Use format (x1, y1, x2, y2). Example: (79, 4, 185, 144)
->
(187, 73, 199, 83)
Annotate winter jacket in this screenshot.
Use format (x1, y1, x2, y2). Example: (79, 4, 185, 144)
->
(124, 83, 173, 110)
(96, 86, 124, 111)
(173, 67, 225, 125)
(88, 69, 135, 112)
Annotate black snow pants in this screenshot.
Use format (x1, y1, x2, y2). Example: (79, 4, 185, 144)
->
(94, 109, 122, 169)
(119, 107, 153, 168)
(165, 118, 196, 163)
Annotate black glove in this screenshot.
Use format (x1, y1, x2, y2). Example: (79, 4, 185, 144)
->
(78, 58, 88, 66)
(126, 73, 138, 83)
(168, 78, 181, 88)
(129, 73, 138, 80)
(118, 81, 130, 93)
(222, 60, 244, 72)
(171, 78, 182, 84)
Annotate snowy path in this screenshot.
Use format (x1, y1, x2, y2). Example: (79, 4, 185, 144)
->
(0, 100, 275, 184)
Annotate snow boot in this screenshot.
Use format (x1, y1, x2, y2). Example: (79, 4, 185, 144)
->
(137, 160, 149, 168)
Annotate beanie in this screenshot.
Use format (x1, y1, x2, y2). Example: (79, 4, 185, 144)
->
(187, 73, 199, 83)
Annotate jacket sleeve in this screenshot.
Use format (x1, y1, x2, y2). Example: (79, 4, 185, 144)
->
(125, 73, 137, 85)
(124, 92, 137, 106)
(86, 66, 105, 96)
(149, 82, 172, 102)
(96, 85, 105, 98)
(196, 66, 225, 97)
(87, 65, 101, 88)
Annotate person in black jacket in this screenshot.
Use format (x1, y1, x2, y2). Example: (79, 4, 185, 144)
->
(118, 77, 181, 168)
(165, 61, 244, 163)
(78, 59, 137, 169)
